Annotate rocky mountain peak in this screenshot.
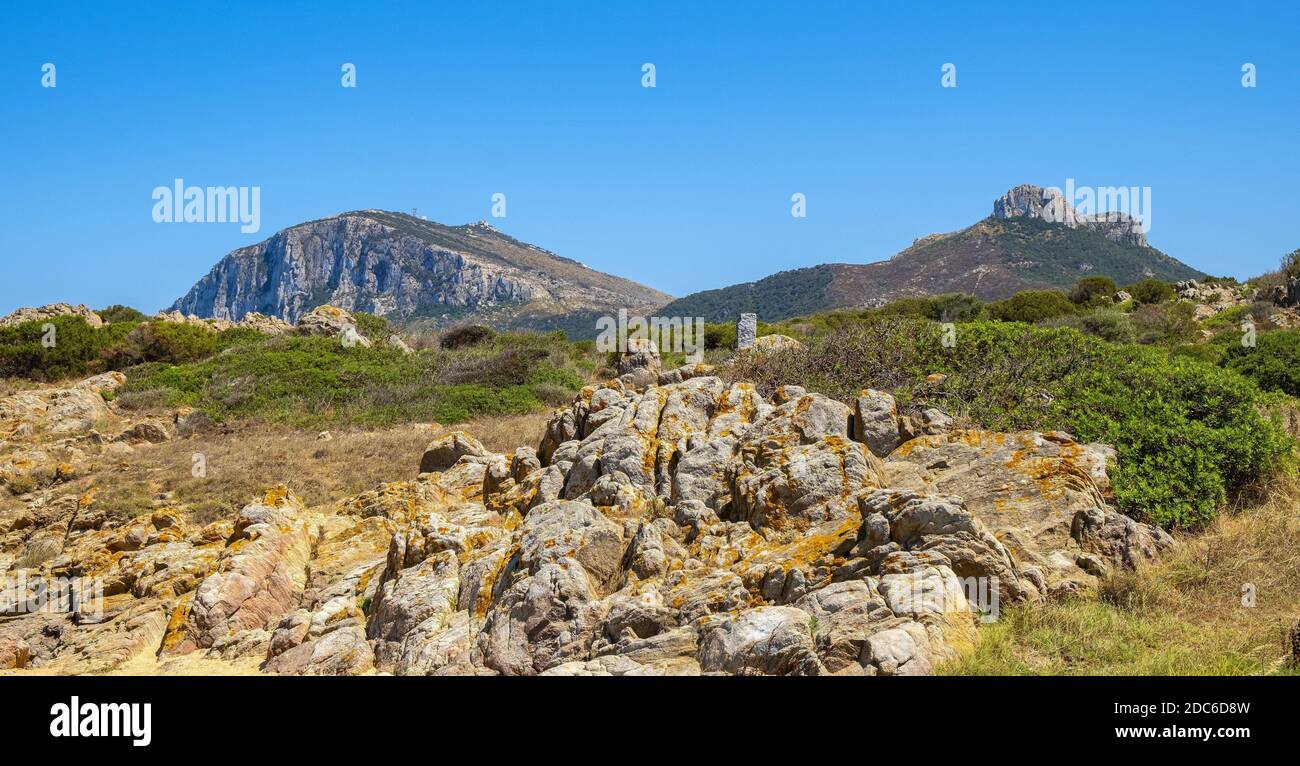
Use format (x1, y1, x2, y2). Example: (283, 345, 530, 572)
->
(992, 184, 1148, 247)
(169, 210, 671, 328)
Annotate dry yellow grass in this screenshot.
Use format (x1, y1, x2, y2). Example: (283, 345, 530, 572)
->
(942, 476, 1300, 675)
(52, 409, 557, 527)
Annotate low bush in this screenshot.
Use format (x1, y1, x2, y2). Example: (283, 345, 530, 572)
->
(0, 316, 107, 380)
(878, 293, 985, 323)
(98, 305, 150, 324)
(440, 324, 496, 350)
(1069, 276, 1118, 306)
(1125, 278, 1176, 305)
(1222, 329, 1300, 397)
(0, 316, 264, 380)
(1040, 308, 1136, 344)
(986, 290, 1076, 324)
(120, 330, 590, 428)
(1131, 301, 1199, 345)
(353, 312, 391, 343)
(1283, 248, 1300, 281)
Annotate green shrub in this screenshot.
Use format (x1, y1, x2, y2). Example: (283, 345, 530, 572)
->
(1055, 349, 1292, 527)
(353, 312, 390, 343)
(440, 324, 496, 350)
(1222, 329, 1300, 396)
(1201, 304, 1250, 330)
(1069, 276, 1118, 306)
(1132, 302, 1199, 345)
(0, 316, 102, 380)
(1126, 278, 1176, 305)
(703, 323, 736, 350)
(878, 293, 984, 323)
(120, 330, 588, 428)
(1169, 342, 1227, 366)
(98, 305, 150, 324)
(0, 316, 269, 381)
(1041, 308, 1136, 344)
(986, 290, 1076, 324)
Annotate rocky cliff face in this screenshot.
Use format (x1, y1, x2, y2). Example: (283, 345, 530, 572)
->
(992, 184, 1148, 247)
(170, 211, 672, 327)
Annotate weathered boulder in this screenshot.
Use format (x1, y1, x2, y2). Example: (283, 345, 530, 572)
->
(883, 430, 1161, 591)
(0, 636, 31, 669)
(165, 489, 319, 654)
(517, 500, 625, 593)
(419, 431, 491, 473)
(368, 550, 460, 668)
(295, 305, 372, 347)
(794, 580, 893, 674)
(853, 389, 901, 457)
(697, 606, 823, 675)
(477, 562, 607, 675)
(732, 436, 882, 530)
(752, 334, 804, 353)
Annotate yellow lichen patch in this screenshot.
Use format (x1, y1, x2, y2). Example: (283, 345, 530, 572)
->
(261, 485, 295, 508)
(158, 595, 195, 653)
(742, 514, 860, 572)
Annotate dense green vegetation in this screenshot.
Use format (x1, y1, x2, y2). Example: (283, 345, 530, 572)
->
(1068, 275, 1117, 307)
(1223, 329, 1300, 397)
(119, 330, 590, 427)
(1125, 277, 1177, 304)
(730, 316, 1295, 528)
(0, 315, 261, 380)
(985, 289, 1077, 323)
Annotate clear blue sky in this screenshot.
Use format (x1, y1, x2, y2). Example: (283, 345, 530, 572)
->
(2, 1, 1298, 315)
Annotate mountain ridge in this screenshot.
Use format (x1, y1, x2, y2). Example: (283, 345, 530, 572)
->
(170, 210, 672, 328)
(658, 185, 1204, 322)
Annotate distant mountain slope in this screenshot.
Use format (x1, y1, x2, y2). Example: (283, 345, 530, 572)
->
(170, 211, 672, 328)
(652, 265, 836, 324)
(659, 185, 1204, 322)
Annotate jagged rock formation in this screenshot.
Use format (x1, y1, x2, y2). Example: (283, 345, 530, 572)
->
(0, 351, 1172, 676)
(992, 184, 1148, 246)
(659, 185, 1203, 322)
(169, 211, 671, 331)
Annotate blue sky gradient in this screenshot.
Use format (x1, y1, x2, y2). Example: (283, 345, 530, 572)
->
(2, 1, 1298, 314)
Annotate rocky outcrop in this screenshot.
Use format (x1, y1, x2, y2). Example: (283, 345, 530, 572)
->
(882, 430, 1173, 594)
(0, 303, 103, 329)
(169, 210, 672, 327)
(1, 365, 1175, 677)
(153, 310, 292, 335)
(1175, 279, 1251, 320)
(294, 305, 371, 347)
(0, 373, 188, 505)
